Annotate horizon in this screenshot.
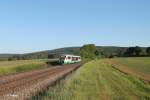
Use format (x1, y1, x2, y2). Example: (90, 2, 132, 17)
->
(0, 0, 150, 53)
(0, 45, 149, 54)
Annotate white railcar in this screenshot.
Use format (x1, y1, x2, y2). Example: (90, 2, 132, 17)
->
(59, 54, 81, 64)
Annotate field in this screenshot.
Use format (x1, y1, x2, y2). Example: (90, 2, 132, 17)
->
(108, 57, 150, 82)
(0, 60, 47, 75)
(33, 58, 150, 100)
(0, 57, 149, 100)
(0, 64, 80, 100)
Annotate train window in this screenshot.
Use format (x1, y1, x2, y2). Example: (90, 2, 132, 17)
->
(72, 57, 75, 61)
(68, 56, 71, 59)
(76, 57, 78, 60)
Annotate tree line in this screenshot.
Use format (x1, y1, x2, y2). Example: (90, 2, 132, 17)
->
(80, 44, 150, 59)
(124, 46, 150, 57)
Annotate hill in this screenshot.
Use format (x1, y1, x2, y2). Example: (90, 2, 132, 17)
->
(0, 46, 147, 60)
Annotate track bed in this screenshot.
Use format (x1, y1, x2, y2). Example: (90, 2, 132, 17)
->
(0, 64, 80, 100)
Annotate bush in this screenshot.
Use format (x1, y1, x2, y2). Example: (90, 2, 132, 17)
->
(80, 44, 97, 59)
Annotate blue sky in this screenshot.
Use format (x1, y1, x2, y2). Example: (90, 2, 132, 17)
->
(0, 0, 150, 53)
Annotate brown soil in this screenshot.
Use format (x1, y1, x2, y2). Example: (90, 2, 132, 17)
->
(0, 64, 81, 100)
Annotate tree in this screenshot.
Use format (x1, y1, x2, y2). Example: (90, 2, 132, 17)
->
(48, 54, 55, 59)
(146, 47, 150, 56)
(124, 46, 142, 56)
(80, 44, 97, 59)
(12, 55, 22, 60)
(117, 48, 125, 57)
(94, 49, 104, 58)
(95, 50, 99, 56)
(8, 57, 13, 61)
(124, 47, 135, 56)
(134, 46, 142, 56)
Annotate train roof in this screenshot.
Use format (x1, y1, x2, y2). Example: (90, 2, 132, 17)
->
(60, 54, 80, 57)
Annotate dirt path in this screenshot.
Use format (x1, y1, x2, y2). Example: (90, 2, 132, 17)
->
(0, 64, 81, 100)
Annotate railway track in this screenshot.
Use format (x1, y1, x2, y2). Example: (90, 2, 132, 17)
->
(0, 64, 80, 100)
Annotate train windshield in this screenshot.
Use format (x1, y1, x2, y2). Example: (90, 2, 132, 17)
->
(60, 56, 66, 60)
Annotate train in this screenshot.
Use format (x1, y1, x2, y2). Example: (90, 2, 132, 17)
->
(59, 54, 81, 64)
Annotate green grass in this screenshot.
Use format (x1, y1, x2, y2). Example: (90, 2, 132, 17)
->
(0, 60, 47, 75)
(33, 59, 150, 100)
(110, 57, 150, 74)
(109, 57, 150, 81)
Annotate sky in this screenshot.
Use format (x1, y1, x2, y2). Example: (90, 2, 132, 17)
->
(0, 0, 150, 53)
